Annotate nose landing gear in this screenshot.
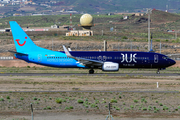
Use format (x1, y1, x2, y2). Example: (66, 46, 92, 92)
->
(156, 69, 160, 74)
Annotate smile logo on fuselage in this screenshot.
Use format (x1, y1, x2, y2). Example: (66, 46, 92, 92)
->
(16, 37, 27, 46)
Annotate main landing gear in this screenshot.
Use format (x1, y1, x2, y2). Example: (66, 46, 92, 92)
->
(89, 69, 94, 74)
(156, 69, 160, 74)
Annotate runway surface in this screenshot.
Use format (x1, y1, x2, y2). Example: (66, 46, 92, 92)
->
(0, 73, 180, 76)
(0, 90, 178, 93)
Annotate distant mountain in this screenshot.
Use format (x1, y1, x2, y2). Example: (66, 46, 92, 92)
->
(33, 0, 180, 13)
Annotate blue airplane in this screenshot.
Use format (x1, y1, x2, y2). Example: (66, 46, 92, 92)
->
(9, 21, 176, 74)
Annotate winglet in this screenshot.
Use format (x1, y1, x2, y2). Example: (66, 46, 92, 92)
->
(63, 45, 72, 57)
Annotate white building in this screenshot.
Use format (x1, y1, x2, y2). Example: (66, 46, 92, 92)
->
(66, 30, 93, 36)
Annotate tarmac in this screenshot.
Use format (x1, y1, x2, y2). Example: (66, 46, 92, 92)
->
(0, 73, 179, 76)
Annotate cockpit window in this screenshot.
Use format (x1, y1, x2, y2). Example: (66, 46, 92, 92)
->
(162, 56, 169, 60)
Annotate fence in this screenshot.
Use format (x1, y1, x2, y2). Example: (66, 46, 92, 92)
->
(0, 56, 14, 60)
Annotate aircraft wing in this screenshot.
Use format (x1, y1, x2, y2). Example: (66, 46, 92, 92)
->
(63, 45, 103, 67)
(166, 54, 180, 56)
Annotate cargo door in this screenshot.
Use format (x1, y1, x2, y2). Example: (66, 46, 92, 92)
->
(38, 54, 42, 62)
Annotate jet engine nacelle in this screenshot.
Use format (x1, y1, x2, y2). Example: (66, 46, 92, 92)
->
(102, 62, 119, 71)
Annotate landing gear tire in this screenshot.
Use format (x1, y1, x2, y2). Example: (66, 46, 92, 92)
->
(156, 69, 160, 74)
(89, 69, 94, 74)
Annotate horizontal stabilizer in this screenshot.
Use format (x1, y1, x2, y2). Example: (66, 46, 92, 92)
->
(8, 50, 28, 56)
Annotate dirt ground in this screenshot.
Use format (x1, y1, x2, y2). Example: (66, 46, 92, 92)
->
(0, 72, 180, 119)
(0, 62, 180, 119)
(2, 114, 180, 120)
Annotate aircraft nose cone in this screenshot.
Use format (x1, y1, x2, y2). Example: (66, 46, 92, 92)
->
(170, 59, 176, 66)
(172, 59, 176, 65)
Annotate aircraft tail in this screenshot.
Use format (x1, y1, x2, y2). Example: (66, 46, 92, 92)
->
(9, 21, 39, 53)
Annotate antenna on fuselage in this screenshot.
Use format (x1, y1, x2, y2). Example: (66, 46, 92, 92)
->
(149, 33, 154, 52)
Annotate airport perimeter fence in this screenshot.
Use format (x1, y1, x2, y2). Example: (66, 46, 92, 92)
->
(0, 56, 14, 60)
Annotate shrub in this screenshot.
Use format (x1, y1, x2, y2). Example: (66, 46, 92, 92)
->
(6, 96, 10, 99)
(163, 105, 169, 110)
(84, 101, 89, 105)
(65, 107, 69, 110)
(20, 97, 24, 100)
(122, 36, 128, 39)
(130, 105, 134, 109)
(46, 106, 51, 110)
(77, 99, 84, 104)
(35, 101, 39, 104)
(33, 97, 37, 100)
(49, 97, 52, 100)
(119, 96, 122, 99)
(91, 103, 97, 108)
(123, 102, 125, 105)
(156, 100, 158, 103)
(0, 98, 4, 101)
(56, 98, 62, 104)
(141, 98, 145, 102)
(154, 110, 157, 113)
(38, 98, 41, 101)
(134, 100, 138, 103)
(110, 99, 117, 103)
(178, 106, 180, 109)
(159, 103, 163, 106)
(69, 106, 73, 109)
(95, 100, 99, 104)
(156, 40, 160, 42)
(143, 107, 147, 111)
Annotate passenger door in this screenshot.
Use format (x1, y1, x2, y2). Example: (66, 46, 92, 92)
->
(154, 54, 158, 63)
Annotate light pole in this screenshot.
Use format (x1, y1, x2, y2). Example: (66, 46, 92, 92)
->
(147, 8, 152, 51)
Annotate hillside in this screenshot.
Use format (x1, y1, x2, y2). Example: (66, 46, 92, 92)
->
(33, 0, 180, 13)
(1, 10, 180, 58)
(1, 10, 180, 40)
(1, 0, 180, 17)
